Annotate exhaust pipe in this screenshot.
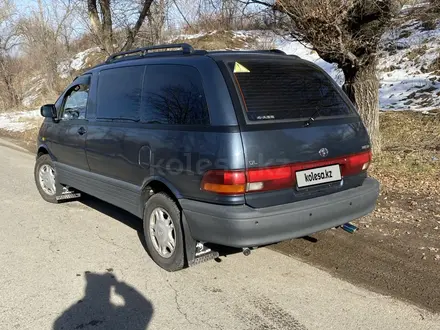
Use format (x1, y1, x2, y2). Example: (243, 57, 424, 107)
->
(242, 247, 251, 256)
(341, 222, 358, 234)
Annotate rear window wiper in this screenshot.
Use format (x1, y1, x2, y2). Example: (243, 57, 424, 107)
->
(303, 107, 321, 127)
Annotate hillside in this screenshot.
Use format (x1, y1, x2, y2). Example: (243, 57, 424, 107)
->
(1, 19, 440, 135)
(175, 24, 440, 112)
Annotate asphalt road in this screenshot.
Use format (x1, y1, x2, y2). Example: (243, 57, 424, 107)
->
(0, 141, 439, 330)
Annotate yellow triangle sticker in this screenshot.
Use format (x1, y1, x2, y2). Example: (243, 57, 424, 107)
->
(234, 62, 250, 73)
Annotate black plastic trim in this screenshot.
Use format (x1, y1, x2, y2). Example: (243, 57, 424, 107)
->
(55, 162, 142, 217)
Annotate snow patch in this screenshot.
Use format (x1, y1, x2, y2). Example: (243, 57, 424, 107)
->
(57, 47, 101, 79)
(20, 75, 46, 108)
(232, 30, 344, 84)
(378, 20, 440, 110)
(0, 110, 40, 132)
(274, 37, 344, 85)
(230, 27, 440, 111)
(22, 94, 39, 108)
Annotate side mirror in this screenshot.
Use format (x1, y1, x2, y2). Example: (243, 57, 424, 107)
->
(40, 104, 57, 118)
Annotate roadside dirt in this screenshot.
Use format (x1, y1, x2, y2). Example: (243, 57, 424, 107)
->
(273, 111, 440, 313)
(0, 127, 38, 153)
(271, 189, 440, 313)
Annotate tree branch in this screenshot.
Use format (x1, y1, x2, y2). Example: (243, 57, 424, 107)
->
(172, 0, 193, 29)
(122, 0, 154, 51)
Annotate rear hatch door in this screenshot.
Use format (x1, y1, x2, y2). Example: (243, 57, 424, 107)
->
(217, 56, 371, 208)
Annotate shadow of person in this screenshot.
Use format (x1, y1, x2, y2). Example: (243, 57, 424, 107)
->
(53, 272, 153, 330)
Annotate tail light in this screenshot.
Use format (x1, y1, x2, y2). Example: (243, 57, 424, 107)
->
(246, 166, 292, 192)
(343, 150, 372, 175)
(201, 151, 372, 195)
(201, 170, 246, 194)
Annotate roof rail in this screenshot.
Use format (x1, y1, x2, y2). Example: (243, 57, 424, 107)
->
(106, 43, 194, 63)
(269, 49, 286, 55)
(268, 49, 301, 59)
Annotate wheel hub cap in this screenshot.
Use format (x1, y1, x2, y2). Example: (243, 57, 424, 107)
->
(149, 207, 176, 258)
(38, 164, 56, 196)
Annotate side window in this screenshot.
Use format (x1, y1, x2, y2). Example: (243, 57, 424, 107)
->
(142, 65, 209, 125)
(97, 66, 144, 121)
(61, 84, 89, 120)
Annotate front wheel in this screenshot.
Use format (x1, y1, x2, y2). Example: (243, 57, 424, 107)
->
(34, 154, 61, 203)
(143, 193, 185, 271)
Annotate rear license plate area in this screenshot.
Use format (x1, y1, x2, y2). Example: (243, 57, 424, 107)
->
(296, 164, 341, 188)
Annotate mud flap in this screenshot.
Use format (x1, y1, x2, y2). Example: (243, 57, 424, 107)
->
(181, 213, 219, 267)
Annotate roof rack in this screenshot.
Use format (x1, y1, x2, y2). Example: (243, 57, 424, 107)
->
(106, 43, 195, 63)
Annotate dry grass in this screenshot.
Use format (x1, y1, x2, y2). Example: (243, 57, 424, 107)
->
(406, 45, 429, 61)
(173, 31, 257, 50)
(370, 110, 440, 196)
(429, 56, 440, 72)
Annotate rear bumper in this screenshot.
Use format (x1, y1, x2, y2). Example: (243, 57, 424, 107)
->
(180, 178, 380, 247)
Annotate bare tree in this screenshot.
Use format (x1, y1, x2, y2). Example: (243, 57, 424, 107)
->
(0, 0, 21, 108)
(86, 0, 155, 53)
(244, 0, 404, 152)
(16, 0, 79, 98)
(136, 0, 170, 46)
(176, 0, 258, 31)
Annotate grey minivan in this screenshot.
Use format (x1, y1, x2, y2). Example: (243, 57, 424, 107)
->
(35, 43, 380, 271)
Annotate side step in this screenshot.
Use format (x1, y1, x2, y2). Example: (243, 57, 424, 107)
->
(188, 250, 220, 267)
(56, 186, 81, 201)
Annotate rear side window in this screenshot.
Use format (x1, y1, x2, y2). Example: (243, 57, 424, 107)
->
(229, 61, 353, 122)
(142, 65, 209, 125)
(97, 66, 144, 120)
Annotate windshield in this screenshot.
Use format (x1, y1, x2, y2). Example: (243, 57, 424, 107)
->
(228, 60, 354, 122)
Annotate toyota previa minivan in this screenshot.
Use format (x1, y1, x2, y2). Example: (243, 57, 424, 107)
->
(35, 43, 380, 271)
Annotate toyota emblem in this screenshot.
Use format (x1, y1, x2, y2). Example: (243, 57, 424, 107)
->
(319, 148, 329, 157)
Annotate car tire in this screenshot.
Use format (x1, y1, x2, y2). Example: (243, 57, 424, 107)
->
(143, 193, 185, 272)
(34, 154, 61, 204)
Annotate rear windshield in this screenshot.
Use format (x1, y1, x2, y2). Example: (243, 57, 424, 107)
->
(228, 61, 354, 122)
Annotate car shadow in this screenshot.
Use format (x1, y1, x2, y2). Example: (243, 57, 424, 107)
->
(79, 195, 242, 261)
(80, 194, 143, 232)
(53, 272, 153, 330)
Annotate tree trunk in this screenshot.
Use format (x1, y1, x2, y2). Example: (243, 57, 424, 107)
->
(342, 62, 381, 154)
(87, 0, 100, 32)
(99, 0, 114, 53)
(0, 59, 19, 107)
